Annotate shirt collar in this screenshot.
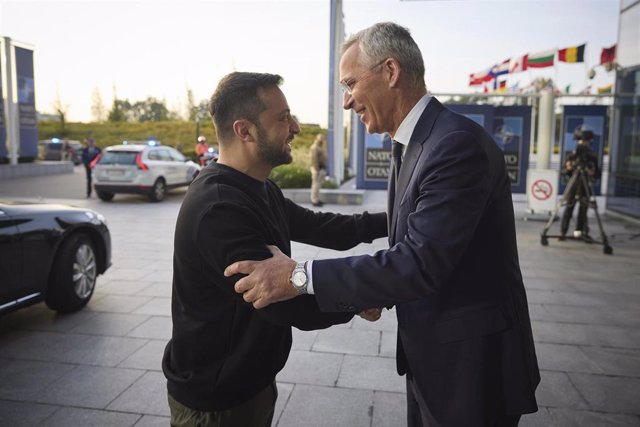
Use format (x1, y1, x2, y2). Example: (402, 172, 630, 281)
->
(393, 94, 432, 147)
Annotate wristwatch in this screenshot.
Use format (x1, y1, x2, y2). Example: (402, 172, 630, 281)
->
(290, 261, 308, 295)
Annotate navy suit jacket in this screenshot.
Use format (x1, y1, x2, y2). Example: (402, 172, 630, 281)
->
(314, 98, 540, 424)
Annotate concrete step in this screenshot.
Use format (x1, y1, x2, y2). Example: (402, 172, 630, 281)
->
(0, 161, 74, 179)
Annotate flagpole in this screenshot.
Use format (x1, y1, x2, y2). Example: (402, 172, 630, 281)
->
(554, 48, 559, 93)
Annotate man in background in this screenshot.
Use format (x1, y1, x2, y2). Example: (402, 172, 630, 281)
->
(309, 133, 327, 207)
(81, 138, 101, 198)
(560, 126, 600, 239)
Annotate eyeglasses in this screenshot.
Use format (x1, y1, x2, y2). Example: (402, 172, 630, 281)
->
(340, 58, 387, 95)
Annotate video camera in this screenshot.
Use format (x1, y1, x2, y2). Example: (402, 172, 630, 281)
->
(570, 126, 598, 178)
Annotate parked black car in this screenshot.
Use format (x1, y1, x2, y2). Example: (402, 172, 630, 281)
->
(0, 200, 111, 313)
(38, 139, 83, 165)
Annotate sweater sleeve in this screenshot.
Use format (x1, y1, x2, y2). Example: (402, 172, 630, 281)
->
(196, 201, 353, 330)
(285, 198, 387, 250)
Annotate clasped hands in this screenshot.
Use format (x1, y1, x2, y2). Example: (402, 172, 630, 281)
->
(224, 245, 382, 322)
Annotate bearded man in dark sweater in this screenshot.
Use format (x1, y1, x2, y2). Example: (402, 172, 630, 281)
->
(162, 72, 387, 427)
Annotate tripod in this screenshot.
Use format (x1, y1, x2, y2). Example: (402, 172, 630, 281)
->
(540, 163, 613, 255)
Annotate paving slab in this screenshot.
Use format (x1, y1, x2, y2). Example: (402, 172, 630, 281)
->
(0, 400, 58, 426)
(107, 371, 170, 416)
(38, 407, 141, 427)
(277, 384, 373, 427)
(1, 172, 640, 425)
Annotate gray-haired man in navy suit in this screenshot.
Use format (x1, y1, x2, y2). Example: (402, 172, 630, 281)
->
(227, 22, 540, 427)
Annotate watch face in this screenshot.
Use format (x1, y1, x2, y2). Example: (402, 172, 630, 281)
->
(292, 271, 307, 288)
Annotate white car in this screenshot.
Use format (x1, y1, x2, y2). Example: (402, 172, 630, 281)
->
(92, 142, 201, 202)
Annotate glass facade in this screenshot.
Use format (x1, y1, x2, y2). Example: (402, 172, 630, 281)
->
(606, 1, 640, 218)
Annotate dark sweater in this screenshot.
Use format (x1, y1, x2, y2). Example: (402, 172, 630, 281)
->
(162, 162, 387, 411)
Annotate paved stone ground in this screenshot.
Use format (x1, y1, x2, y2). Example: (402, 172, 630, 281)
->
(1, 166, 639, 426)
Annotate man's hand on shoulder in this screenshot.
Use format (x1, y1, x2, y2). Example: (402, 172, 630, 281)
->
(225, 245, 299, 309)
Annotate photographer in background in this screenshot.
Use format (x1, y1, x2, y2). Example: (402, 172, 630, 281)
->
(560, 126, 600, 239)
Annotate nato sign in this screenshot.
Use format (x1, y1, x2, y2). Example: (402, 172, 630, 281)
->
(449, 104, 531, 193)
(559, 106, 607, 196)
(356, 128, 393, 190)
(492, 106, 532, 194)
(353, 104, 531, 192)
(15, 45, 38, 158)
(0, 39, 5, 159)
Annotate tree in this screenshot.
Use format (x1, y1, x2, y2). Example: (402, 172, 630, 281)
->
(108, 99, 129, 122)
(91, 87, 106, 122)
(52, 90, 69, 136)
(186, 88, 196, 121)
(129, 97, 170, 122)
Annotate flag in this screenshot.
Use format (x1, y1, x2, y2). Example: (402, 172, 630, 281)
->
(491, 59, 511, 78)
(525, 49, 555, 68)
(579, 85, 592, 95)
(597, 84, 613, 94)
(600, 44, 616, 65)
(558, 44, 585, 63)
(497, 80, 508, 93)
(510, 55, 527, 73)
(469, 68, 493, 86)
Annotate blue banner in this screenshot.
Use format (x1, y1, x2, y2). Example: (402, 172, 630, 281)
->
(15, 46, 38, 159)
(447, 104, 494, 132)
(0, 47, 6, 159)
(355, 118, 392, 190)
(560, 106, 607, 195)
(354, 103, 531, 192)
(493, 106, 532, 193)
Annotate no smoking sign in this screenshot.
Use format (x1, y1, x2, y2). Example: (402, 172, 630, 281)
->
(531, 179, 553, 200)
(526, 169, 559, 212)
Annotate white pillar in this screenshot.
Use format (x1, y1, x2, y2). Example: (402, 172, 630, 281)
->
(327, 0, 344, 185)
(536, 89, 554, 170)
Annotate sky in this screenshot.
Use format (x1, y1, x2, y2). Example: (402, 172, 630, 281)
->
(0, 0, 621, 127)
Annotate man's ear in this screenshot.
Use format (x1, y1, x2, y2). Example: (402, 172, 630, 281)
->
(384, 58, 401, 88)
(233, 119, 256, 143)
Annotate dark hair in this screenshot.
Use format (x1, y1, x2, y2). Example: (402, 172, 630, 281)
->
(208, 72, 283, 142)
(573, 125, 594, 141)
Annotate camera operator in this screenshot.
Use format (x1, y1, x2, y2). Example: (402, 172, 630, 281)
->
(560, 127, 600, 239)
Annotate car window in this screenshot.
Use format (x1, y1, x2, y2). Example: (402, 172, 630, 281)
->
(169, 149, 186, 162)
(147, 150, 161, 161)
(156, 149, 172, 161)
(98, 151, 138, 165)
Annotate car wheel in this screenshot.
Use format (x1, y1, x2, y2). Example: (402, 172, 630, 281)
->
(96, 190, 114, 201)
(45, 233, 98, 312)
(149, 178, 166, 202)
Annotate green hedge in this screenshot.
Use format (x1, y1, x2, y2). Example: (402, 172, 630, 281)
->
(32, 120, 333, 188)
(269, 164, 311, 188)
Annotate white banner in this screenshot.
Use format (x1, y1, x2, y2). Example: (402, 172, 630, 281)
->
(526, 169, 559, 212)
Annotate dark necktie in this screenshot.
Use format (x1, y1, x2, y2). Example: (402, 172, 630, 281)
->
(392, 141, 403, 181)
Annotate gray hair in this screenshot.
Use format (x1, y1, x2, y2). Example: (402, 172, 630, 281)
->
(342, 22, 426, 90)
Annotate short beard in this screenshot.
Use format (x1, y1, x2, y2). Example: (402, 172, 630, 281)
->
(256, 123, 292, 168)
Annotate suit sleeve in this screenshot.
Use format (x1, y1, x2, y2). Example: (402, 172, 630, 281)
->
(313, 130, 492, 311)
(196, 202, 353, 329)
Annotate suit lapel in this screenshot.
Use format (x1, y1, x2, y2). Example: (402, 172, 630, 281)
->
(389, 98, 445, 243)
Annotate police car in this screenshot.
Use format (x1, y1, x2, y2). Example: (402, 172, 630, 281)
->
(92, 141, 200, 202)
